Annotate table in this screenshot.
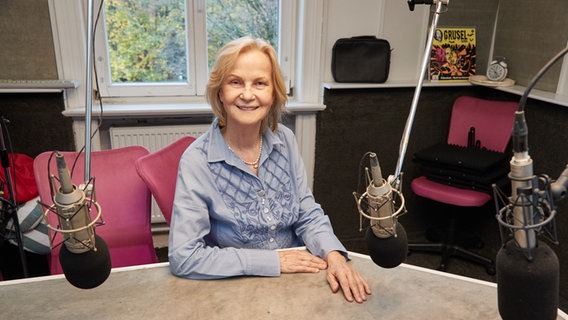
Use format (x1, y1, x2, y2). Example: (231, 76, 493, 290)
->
(1, 252, 566, 319)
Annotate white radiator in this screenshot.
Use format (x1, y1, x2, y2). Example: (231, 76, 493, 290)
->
(110, 124, 210, 225)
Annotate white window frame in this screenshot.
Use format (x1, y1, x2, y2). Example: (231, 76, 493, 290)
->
(48, 0, 324, 110)
(48, 0, 331, 189)
(92, 0, 295, 98)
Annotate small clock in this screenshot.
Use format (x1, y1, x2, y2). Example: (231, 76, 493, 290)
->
(487, 58, 508, 82)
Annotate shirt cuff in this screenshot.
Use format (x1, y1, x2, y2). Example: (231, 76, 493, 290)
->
(244, 249, 281, 277)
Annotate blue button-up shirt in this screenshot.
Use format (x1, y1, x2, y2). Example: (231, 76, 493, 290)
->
(169, 119, 346, 279)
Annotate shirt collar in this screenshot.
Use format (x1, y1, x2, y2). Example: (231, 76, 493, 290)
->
(206, 118, 284, 166)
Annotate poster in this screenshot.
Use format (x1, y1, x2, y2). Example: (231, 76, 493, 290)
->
(430, 27, 476, 81)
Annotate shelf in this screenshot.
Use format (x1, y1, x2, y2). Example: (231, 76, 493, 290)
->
(322, 80, 568, 108)
(62, 101, 325, 118)
(0, 79, 79, 93)
(490, 85, 568, 108)
(322, 80, 472, 89)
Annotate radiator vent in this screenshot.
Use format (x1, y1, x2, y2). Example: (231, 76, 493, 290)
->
(110, 124, 209, 225)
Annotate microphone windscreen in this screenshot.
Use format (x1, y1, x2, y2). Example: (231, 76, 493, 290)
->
(59, 235, 112, 289)
(366, 223, 408, 268)
(497, 240, 559, 320)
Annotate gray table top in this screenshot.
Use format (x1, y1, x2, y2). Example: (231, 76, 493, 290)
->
(1, 252, 566, 320)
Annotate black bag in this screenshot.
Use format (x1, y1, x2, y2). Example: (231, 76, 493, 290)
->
(331, 36, 391, 83)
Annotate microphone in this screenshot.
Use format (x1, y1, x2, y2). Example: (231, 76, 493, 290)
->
(352, 0, 448, 269)
(50, 153, 111, 289)
(354, 153, 408, 268)
(492, 45, 568, 320)
(494, 113, 560, 320)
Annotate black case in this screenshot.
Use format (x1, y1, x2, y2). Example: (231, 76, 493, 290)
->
(331, 36, 391, 83)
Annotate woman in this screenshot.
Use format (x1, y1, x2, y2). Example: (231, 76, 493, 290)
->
(169, 36, 371, 303)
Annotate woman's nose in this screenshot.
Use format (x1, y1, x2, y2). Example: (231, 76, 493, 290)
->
(240, 87, 256, 100)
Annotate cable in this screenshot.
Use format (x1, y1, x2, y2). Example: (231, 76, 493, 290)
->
(518, 46, 568, 113)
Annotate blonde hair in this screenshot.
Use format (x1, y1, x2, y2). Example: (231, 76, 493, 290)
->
(206, 36, 287, 132)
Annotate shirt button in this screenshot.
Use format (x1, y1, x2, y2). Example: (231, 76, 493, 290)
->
(263, 208, 269, 214)
(257, 190, 265, 197)
(270, 225, 276, 231)
(269, 238, 274, 243)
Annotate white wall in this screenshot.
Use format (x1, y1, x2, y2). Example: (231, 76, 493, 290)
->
(321, 0, 430, 83)
(319, 1, 568, 105)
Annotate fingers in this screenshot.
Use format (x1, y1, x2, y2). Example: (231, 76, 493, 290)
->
(325, 252, 372, 303)
(326, 271, 340, 293)
(278, 250, 372, 303)
(279, 250, 328, 274)
(329, 268, 370, 303)
(350, 271, 372, 302)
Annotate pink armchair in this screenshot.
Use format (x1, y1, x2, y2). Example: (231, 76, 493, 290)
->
(135, 136, 196, 225)
(33, 146, 158, 275)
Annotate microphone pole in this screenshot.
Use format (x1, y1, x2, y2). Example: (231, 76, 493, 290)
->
(39, 0, 111, 289)
(84, 0, 95, 183)
(493, 45, 568, 320)
(353, 0, 449, 269)
(394, 0, 447, 184)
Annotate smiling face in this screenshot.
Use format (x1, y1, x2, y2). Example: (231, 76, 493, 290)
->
(207, 37, 287, 133)
(219, 49, 274, 132)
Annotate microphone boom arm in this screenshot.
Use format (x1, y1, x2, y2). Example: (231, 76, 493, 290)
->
(352, 2, 448, 269)
(393, 0, 448, 187)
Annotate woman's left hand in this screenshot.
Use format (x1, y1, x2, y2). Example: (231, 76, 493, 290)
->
(325, 251, 372, 303)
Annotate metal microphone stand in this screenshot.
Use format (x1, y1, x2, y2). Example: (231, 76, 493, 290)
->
(393, 0, 448, 188)
(0, 117, 28, 277)
(359, 0, 450, 203)
(352, 1, 449, 269)
(491, 45, 568, 320)
(84, 0, 95, 183)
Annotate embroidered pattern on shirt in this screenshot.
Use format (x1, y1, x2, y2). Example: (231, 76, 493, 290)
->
(209, 143, 299, 248)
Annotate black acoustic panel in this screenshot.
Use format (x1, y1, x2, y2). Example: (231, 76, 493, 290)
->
(494, 0, 568, 91)
(0, 93, 74, 158)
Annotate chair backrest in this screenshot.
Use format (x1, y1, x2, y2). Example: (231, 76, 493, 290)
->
(447, 96, 519, 152)
(33, 146, 158, 275)
(135, 136, 196, 225)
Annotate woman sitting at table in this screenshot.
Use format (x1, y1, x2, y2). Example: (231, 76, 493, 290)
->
(168, 36, 371, 303)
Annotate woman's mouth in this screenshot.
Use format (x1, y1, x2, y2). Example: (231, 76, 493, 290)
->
(237, 105, 259, 111)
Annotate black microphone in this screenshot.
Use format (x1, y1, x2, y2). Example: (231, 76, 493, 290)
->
(53, 153, 111, 289)
(354, 153, 408, 268)
(494, 114, 560, 320)
(492, 45, 568, 320)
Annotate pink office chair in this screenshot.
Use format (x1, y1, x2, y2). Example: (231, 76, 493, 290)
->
(408, 96, 518, 274)
(33, 146, 158, 275)
(135, 136, 196, 225)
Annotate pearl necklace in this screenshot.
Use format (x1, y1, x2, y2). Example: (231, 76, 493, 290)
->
(228, 135, 263, 169)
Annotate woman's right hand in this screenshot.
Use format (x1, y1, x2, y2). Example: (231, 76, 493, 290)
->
(278, 249, 327, 274)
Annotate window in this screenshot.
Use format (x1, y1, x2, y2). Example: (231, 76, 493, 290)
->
(94, 0, 294, 98)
